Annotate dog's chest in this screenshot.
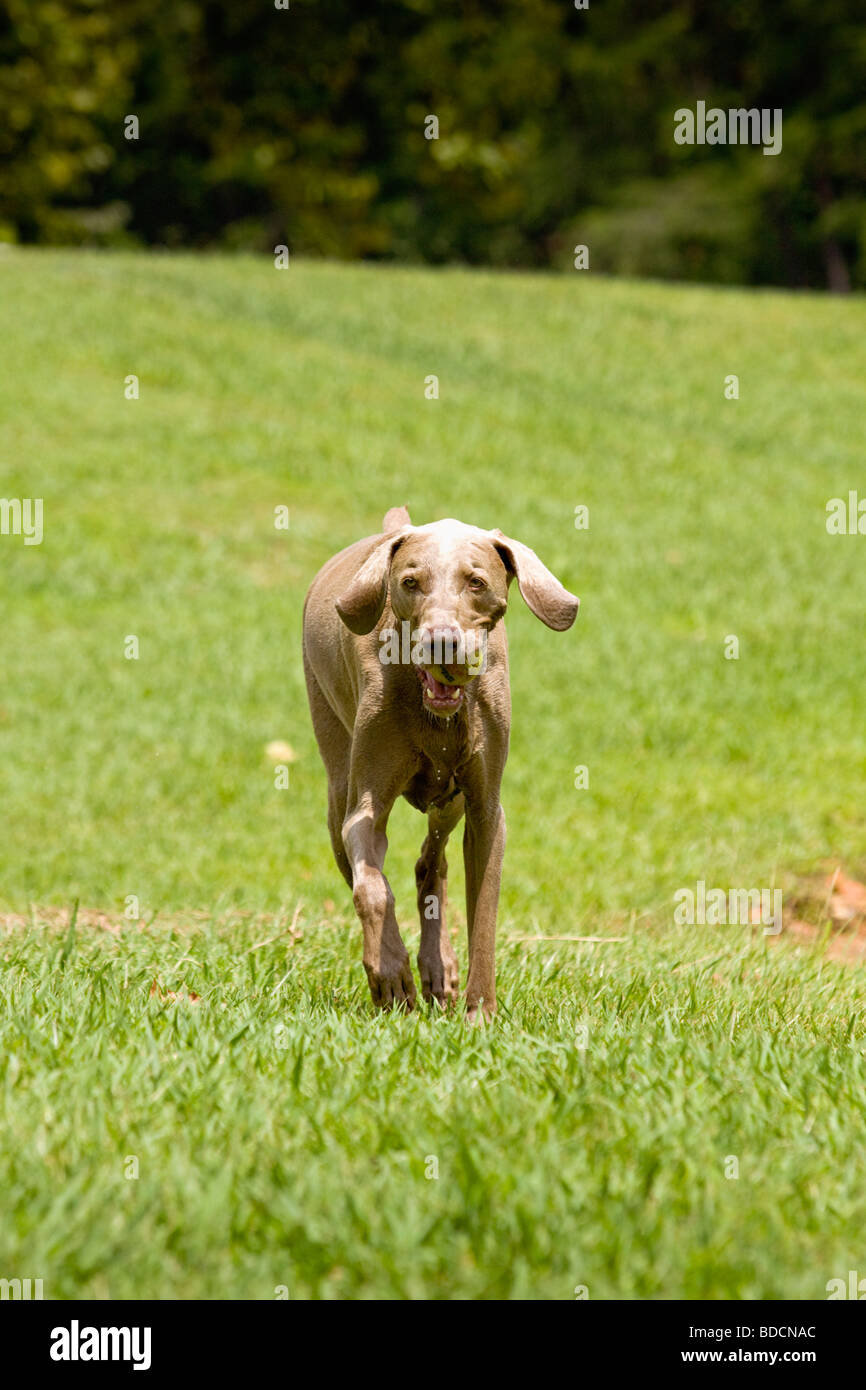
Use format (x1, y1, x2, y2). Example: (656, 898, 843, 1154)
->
(403, 732, 465, 812)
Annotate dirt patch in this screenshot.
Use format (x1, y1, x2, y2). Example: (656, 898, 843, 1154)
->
(5, 875, 866, 965)
(0, 906, 127, 936)
(778, 866, 866, 963)
(0, 902, 309, 940)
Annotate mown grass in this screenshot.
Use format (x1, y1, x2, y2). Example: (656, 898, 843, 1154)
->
(1, 249, 865, 1298)
(2, 912, 865, 1300)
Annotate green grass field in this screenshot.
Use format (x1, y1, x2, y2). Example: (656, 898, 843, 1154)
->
(2, 249, 866, 1299)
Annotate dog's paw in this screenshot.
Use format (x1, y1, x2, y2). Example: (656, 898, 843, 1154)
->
(417, 943, 460, 1010)
(464, 996, 496, 1026)
(363, 954, 417, 1011)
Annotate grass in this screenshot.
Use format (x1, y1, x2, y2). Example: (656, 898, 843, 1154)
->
(1, 248, 866, 1298)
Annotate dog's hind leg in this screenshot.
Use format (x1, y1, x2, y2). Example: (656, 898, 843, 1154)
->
(303, 657, 353, 887)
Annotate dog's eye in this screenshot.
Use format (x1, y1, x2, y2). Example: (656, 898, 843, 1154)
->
(467, 576, 486, 592)
(402, 576, 418, 589)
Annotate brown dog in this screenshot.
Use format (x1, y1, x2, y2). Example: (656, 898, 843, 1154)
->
(302, 506, 579, 1019)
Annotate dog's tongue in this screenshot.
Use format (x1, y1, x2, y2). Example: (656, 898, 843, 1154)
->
(427, 672, 451, 698)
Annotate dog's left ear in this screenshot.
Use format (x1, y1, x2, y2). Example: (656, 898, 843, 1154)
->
(382, 504, 412, 533)
(491, 531, 579, 631)
(336, 529, 411, 635)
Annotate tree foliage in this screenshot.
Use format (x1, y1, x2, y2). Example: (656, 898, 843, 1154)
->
(1, 0, 863, 287)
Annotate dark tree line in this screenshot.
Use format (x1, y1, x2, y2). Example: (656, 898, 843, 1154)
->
(1, 0, 863, 288)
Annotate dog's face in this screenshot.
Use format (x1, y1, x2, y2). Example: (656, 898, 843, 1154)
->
(389, 523, 509, 714)
(336, 517, 579, 717)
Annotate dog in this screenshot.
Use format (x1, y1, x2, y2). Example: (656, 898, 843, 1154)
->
(302, 506, 579, 1019)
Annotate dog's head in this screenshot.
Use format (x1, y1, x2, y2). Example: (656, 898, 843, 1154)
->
(336, 509, 579, 716)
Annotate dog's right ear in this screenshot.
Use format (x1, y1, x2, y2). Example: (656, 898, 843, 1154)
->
(335, 530, 411, 635)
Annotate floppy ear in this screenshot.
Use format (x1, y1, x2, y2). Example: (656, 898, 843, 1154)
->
(335, 530, 411, 635)
(491, 531, 579, 631)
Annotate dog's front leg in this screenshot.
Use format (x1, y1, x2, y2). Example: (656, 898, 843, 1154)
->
(462, 747, 507, 1022)
(342, 792, 416, 1011)
(416, 795, 465, 1009)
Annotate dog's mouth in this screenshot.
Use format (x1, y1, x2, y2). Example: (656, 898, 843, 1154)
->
(417, 666, 465, 715)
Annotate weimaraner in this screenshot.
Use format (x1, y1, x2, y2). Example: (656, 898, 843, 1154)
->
(302, 507, 579, 1020)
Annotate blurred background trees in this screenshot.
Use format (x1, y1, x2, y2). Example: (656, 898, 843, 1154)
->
(1, 0, 864, 288)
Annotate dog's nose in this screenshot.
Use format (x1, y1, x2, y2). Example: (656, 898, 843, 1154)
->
(417, 624, 463, 665)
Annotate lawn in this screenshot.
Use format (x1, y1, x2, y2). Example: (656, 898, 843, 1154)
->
(1, 248, 865, 1298)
